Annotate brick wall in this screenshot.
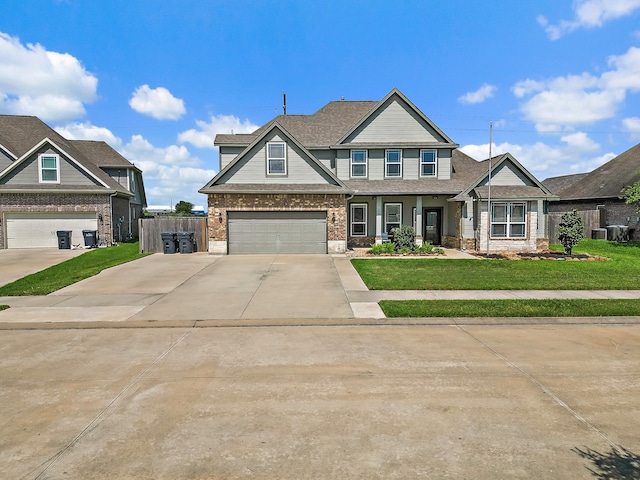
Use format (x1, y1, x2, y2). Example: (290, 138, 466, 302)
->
(207, 193, 347, 243)
(0, 193, 112, 249)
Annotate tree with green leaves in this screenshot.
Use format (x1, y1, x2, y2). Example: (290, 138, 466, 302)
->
(175, 200, 194, 215)
(557, 209, 585, 255)
(623, 179, 640, 212)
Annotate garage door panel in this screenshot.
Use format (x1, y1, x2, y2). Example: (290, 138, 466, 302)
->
(6, 213, 98, 249)
(228, 211, 327, 254)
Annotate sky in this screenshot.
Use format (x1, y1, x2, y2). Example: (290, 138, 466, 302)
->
(2, 0, 640, 207)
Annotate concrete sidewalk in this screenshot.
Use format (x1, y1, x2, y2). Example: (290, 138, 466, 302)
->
(1, 252, 640, 327)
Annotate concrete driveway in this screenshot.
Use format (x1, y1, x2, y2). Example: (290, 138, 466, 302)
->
(0, 253, 355, 323)
(2, 324, 639, 479)
(0, 248, 85, 287)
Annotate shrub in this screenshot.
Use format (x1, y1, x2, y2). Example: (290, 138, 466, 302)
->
(558, 209, 585, 255)
(368, 242, 395, 255)
(393, 225, 416, 250)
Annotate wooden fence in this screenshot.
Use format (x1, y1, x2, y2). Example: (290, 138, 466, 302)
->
(138, 216, 208, 253)
(548, 209, 601, 244)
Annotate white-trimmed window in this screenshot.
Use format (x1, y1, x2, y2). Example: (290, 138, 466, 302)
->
(385, 149, 402, 177)
(129, 170, 136, 192)
(267, 142, 286, 175)
(420, 149, 437, 177)
(384, 203, 402, 234)
(491, 202, 526, 238)
(39, 154, 59, 183)
(350, 150, 367, 177)
(350, 204, 367, 236)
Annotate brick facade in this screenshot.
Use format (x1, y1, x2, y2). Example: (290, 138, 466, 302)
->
(207, 193, 347, 253)
(0, 193, 114, 249)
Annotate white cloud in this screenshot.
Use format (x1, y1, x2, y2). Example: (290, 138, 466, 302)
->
(129, 85, 186, 120)
(0, 31, 97, 121)
(55, 121, 123, 148)
(460, 132, 613, 179)
(120, 134, 214, 204)
(622, 116, 640, 137)
(513, 46, 640, 131)
(539, 0, 640, 40)
(457, 84, 497, 105)
(178, 114, 259, 149)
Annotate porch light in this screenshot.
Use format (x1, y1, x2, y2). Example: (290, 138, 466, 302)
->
(332, 212, 336, 223)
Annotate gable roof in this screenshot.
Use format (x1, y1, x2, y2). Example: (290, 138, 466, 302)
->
(0, 115, 133, 195)
(455, 153, 557, 201)
(201, 121, 350, 194)
(336, 88, 458, 147)
(543, 142, 640, 201)
(541, 173, 589, 196)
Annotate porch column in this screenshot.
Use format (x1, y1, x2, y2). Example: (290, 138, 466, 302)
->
(415, 196, 423, 245)
(375, 196, 383, 243)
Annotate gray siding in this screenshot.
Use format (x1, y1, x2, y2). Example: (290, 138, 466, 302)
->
(218, 132, 336, 185)
(219, 147, 244, 169)
(437, 150, 452, 180)
(345, 99, 444, 144)
(104, 167, 129, 188)
(309, 149, 334, 172)
(336, 150, 350, 179)
(0, 148, 12, 171)
(480, 162, 533, 187)
(368, 149, 385, 181)
(403, 149, 419, 180)
(2, 147, 97, 186)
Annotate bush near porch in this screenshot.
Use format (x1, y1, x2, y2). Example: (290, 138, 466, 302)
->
(352, 240, 640, 291)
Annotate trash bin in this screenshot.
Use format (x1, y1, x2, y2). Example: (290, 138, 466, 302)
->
(177, 232, 194, 254)
(161, 232, 177, 254)
(82, 229, 98, 248)
(56, 230, 72, 249)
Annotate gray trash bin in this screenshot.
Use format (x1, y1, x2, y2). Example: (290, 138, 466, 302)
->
(82, 229, 98, 248)
(177, 232, 194, 254)
(161, 232, 177, 254)
(56, 230, 72, 249)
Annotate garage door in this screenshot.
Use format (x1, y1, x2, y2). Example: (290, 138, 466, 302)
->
(228, 211, 327, 254)
(6, 212, 98, 248)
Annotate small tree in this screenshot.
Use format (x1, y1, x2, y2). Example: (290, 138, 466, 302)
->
(175, 200, 194, 215)
(393, 225, 416, 251)
(623, 179, 640, 212)
(557, 209, 584, 255)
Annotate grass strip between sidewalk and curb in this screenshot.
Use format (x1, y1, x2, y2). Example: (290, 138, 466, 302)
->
(352, 240, 640, 290)
(0, 242, 149, 297)
(380, 298, 640, 318)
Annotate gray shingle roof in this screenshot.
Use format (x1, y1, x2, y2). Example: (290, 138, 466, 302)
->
(543, 142, 640, 201)
(542, 173, 589, 196)
(472, 185, 557, 199)
(200, 183, 349, 194)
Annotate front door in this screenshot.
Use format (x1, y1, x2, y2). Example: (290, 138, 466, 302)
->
(423, 208, 442, 245)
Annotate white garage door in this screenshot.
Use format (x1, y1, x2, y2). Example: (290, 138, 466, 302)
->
(228, 211, 327, 254)
(6, 212, 98, 248)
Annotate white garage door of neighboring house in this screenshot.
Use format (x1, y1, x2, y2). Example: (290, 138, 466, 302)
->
(228, 211, 327, 254)
(6, 212, 98, 248)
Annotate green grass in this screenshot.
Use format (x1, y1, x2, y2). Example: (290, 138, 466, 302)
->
(0, 242, 148, 296)
(380, 298, 640, 317)
(0, 305, 8, 311)
(352, 240, 640, 290)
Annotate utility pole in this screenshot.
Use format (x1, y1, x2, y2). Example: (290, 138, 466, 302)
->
(487, 122, 492, 254)
(283, 92, 287, 115)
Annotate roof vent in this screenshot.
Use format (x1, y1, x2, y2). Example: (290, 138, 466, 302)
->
(341, 96, 345, 101)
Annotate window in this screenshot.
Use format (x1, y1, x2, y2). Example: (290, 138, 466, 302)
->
(267, 142, 286, 175)
(385, 149, 402, 177)
(491, 202, 526, 238)
(39, 154, 59, 183)
(350, 204, 367, 236)
(420, 149, 437, 177)
(129, 170, 136, 192)
(384, 203, 402, 234)
(350, 150, 367, 177)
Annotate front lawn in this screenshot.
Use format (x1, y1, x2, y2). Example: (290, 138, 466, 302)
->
(352, 240, 640, 290)
(0, 242, 148, 296)
(380, 298, 640, 318)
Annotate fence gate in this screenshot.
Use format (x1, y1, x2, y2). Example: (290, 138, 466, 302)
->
(139, 217, 208, 253)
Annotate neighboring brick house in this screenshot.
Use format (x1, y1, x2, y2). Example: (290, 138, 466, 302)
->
(543, 142, 640, 242)
(0, 115, 146, 248)
(200, 88, 556, 254)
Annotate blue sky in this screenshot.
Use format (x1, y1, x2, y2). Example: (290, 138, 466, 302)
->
(2, 0, 640, 207)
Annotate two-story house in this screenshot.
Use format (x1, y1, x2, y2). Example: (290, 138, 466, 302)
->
(200, 89, 556, 254)
(0, 115, 146, 248)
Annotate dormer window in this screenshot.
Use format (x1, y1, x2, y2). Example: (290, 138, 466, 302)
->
(39, 154, 59, 183)
(267, 142, 286, 175)
(385, 149, 402, 177)
(420, 149, 437, 177)
(350, 150, 367, 177)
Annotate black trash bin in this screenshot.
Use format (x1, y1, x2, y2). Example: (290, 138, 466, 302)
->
(82, 229, 98, 248)
(177, 232, 194, 254)
(161, 232, 177, 254)
(56, 230, 72, 249)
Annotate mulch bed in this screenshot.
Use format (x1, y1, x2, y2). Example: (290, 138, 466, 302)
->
(472, 250, 609, 261)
